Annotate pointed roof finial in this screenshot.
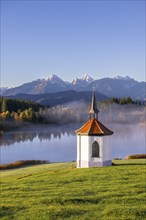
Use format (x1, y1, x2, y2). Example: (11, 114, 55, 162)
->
(88, 83, 99, 119)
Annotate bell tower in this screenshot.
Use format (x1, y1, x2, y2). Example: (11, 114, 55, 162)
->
(88, 90, 99, 119)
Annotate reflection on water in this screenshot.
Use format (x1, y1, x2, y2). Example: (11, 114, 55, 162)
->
(0, 123, 145, 164)
(0, 124, 77, 146)
(0, 124, 79, 164)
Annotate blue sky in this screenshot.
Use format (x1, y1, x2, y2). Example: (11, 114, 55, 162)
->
(1, 0, 145, 87)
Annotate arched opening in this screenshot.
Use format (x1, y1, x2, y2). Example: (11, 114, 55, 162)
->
(92, 141, 100, 157)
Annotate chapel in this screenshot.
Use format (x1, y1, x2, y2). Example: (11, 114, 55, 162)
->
(75, 91, 113, 168)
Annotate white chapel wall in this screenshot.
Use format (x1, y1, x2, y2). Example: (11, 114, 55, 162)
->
(102, 136, 111, 161)
(80, 135, 89, 161)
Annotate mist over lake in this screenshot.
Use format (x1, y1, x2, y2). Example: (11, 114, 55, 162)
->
(0, 104, 145, 164)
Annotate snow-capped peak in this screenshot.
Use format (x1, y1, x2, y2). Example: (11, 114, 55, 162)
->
(112, 75, 133, 80)
(72, 75, 94, 83)
(72, 77, 79, 85)
(72, 75, 94, 86)
(46, 74, 63, 82)
(81, 75, 94, 82)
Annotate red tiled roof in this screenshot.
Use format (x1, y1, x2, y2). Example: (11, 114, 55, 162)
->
(75, 118, 113, 136)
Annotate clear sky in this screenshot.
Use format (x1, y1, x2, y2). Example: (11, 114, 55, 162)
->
(1, 0, 145, 87)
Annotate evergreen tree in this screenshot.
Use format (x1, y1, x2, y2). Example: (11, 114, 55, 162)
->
(126, 97, 133, 104)
(1, 98, 7, 112)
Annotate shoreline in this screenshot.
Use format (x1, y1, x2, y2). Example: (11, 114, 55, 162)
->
(0, 160, 49, 170)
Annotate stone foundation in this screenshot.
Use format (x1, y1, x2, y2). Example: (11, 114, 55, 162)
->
(103, 160, 112, 166)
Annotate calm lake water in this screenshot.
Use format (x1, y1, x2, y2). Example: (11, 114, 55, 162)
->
(0, 123, 145, 164)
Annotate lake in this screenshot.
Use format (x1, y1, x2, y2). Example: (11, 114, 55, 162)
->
(0, 122, 145, 164)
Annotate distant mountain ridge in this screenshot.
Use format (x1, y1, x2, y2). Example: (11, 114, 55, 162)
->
(7, 90, 108, 106)
(2, 74, 146, 99)
(0, 87, 11, 95)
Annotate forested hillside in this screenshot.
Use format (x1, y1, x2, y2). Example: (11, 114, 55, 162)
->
(0, 98, 46, 131)
(0, 96, 145, 133)
(0, 97, 44, 113)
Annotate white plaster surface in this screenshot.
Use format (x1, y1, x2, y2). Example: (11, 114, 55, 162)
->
(77, 135, 112, 168)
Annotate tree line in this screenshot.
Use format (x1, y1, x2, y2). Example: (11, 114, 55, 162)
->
(0, 96, 145, 125)
(0, 97, 46, 123)
(101, 97, 145, 105)
(0, 97, 44, 113)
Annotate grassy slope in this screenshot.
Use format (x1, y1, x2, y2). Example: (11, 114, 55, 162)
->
(0, 160, 146, 220)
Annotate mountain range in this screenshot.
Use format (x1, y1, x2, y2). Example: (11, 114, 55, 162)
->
(9, 90, 108, 106)
(1, 74, 145, 100)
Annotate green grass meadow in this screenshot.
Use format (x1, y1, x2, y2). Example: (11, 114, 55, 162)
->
(0, 160, 146, 220)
